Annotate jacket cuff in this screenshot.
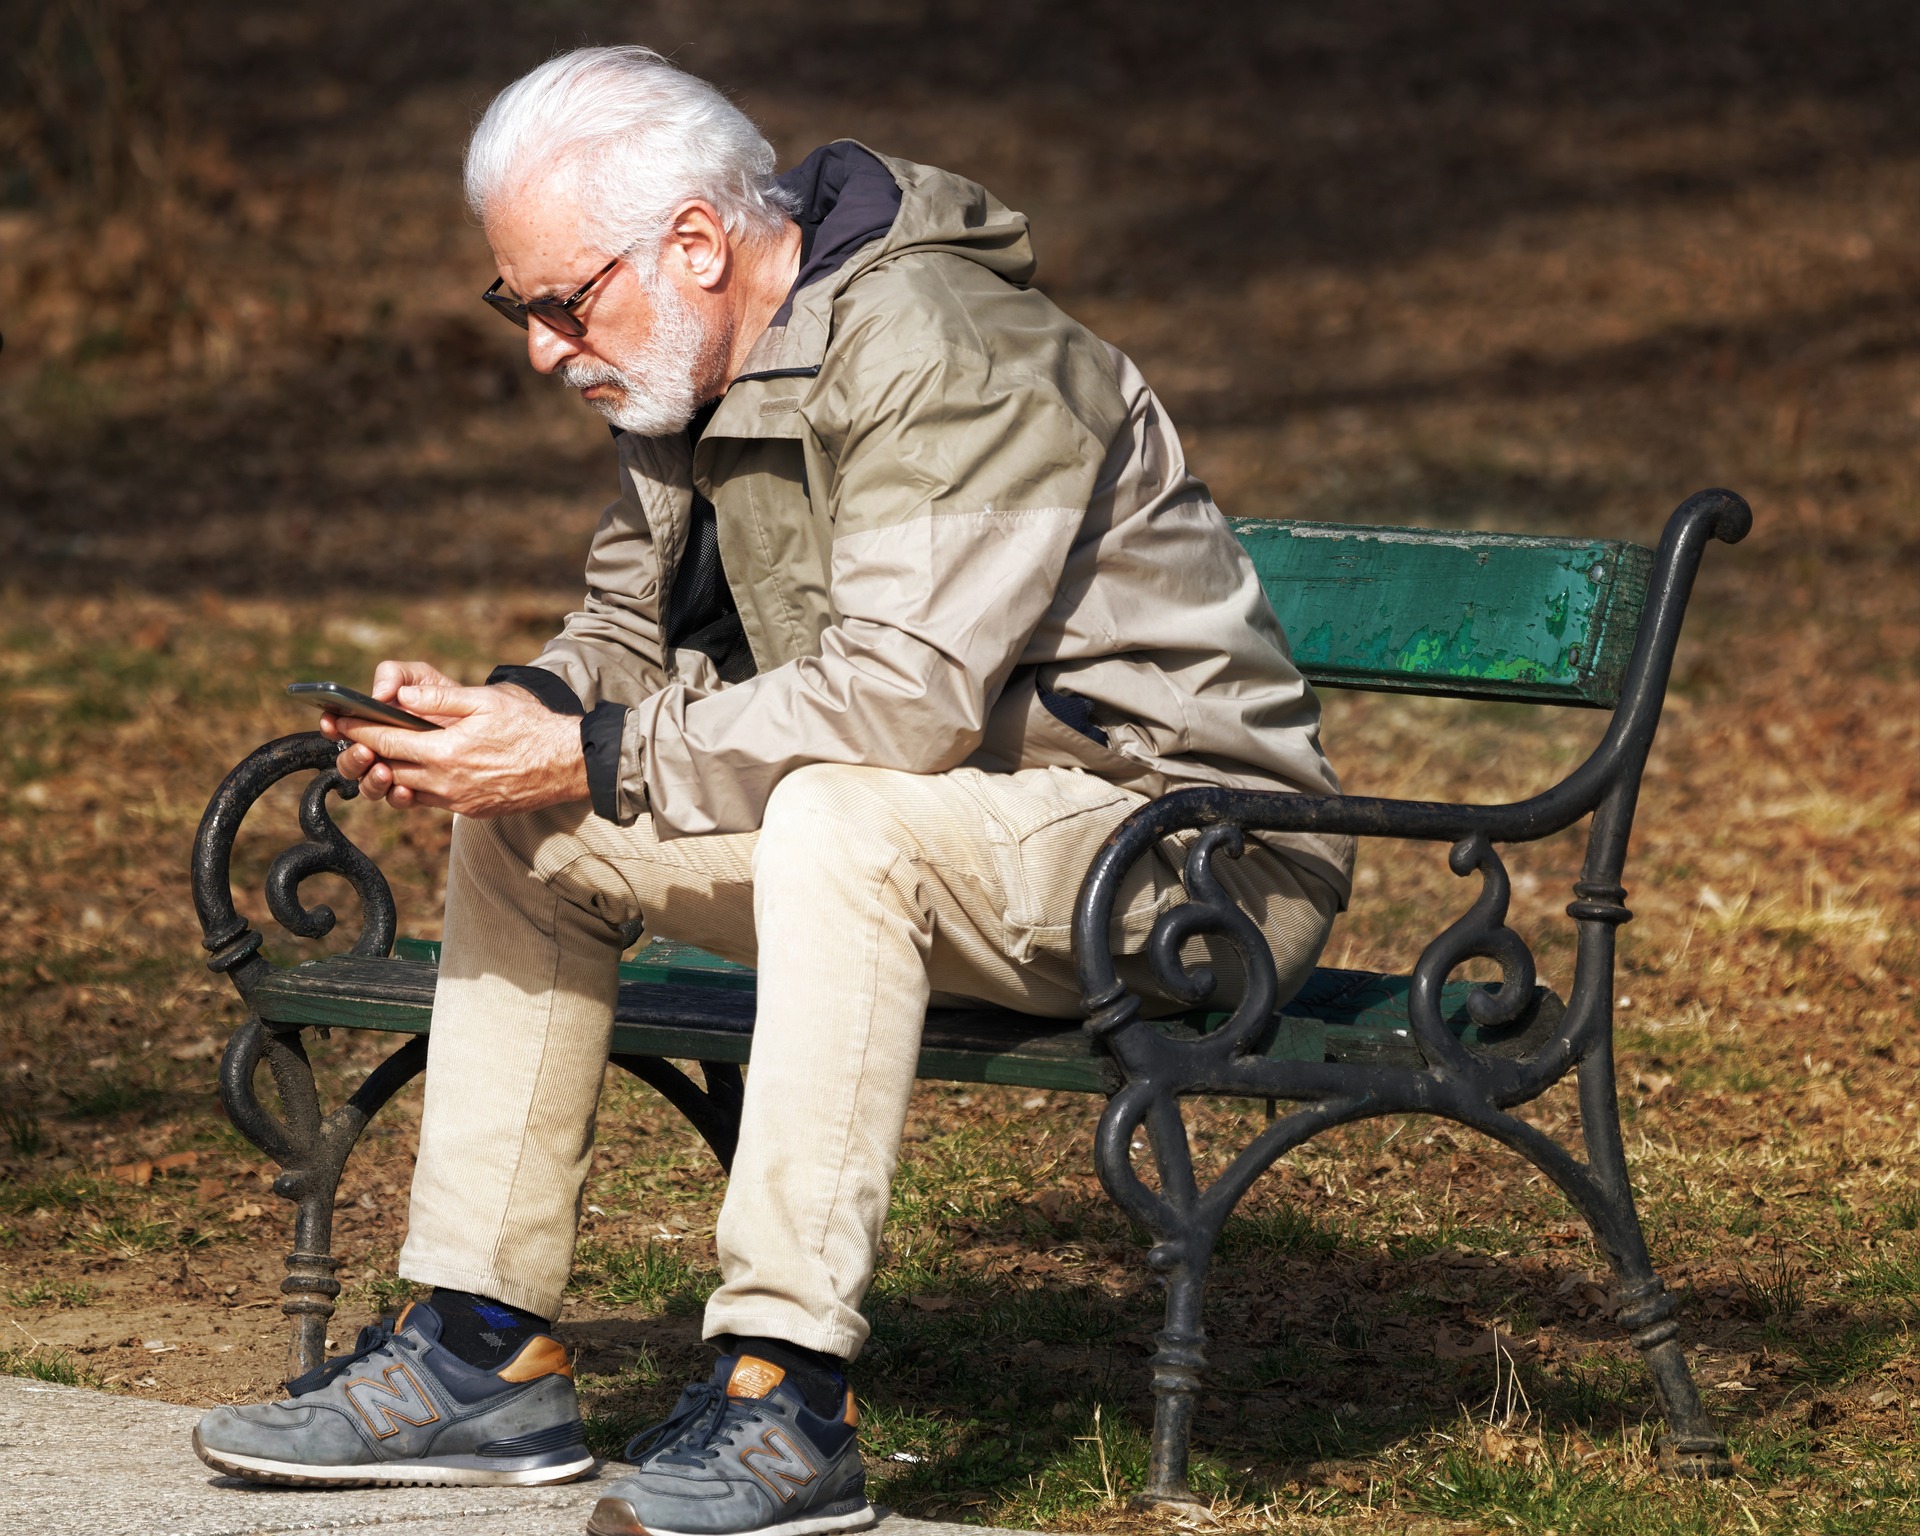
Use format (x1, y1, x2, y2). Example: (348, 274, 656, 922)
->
(581, 701, 632, 822)
(486, 664, 585, 716)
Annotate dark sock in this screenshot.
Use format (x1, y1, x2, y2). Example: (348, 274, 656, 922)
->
(721, 1333, 847, 1418)
(428, 1288, 550, 1371)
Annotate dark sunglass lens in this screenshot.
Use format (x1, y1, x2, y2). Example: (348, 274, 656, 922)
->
(482, 290, 531, 330)
(527, 301, 587, 339)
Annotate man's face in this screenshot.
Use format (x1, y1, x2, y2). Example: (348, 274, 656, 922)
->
(484, 185, 732, 436)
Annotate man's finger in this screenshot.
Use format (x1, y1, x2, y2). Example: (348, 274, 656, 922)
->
(395, 682, 488, 718)
(336, 717, 448, 762)
(381, 763, 457, 812)
(372, 659, 453, 702)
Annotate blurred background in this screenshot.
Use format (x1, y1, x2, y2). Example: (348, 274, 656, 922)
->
(1, 3, 1918, 1524)
(6, 0, 1920, 591)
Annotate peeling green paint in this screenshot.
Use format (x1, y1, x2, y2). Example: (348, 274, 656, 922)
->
(1229, 518, 1655, 709)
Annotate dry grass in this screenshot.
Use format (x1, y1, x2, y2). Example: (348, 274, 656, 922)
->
(3, 2, 1919, 1530)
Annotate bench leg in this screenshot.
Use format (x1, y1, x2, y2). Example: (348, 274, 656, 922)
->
(1571, 1043, 1733, 1477)
(218, 1018, 428, 1378)
(1096, 1088, 1220, 1510)
(609, 1056, 744, 1170)
(1143, 1261, 1212, 1508)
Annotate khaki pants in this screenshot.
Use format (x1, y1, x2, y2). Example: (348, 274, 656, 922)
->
(397, 762, 1336, 1359)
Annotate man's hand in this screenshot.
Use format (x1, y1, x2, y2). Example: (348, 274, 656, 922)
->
(322, 660, 588, 816)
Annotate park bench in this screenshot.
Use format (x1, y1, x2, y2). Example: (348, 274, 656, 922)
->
(190, 486, 1750, 1505)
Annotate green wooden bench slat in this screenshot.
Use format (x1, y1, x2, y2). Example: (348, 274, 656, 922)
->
(255, 944, 1562, 1098)
(1229, 518, 1653, 708)
(393, 936, 759, 992)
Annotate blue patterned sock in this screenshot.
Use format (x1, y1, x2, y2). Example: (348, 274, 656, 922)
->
(428, 1288, 550, 1370)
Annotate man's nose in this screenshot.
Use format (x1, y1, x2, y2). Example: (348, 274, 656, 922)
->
(525, 320, 581, 375)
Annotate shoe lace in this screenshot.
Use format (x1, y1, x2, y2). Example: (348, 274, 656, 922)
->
(283, 1316, 399, 1397)
(622, 1381, 755, 1467)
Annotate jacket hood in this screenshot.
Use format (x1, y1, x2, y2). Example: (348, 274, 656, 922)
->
(731, 141, 1036, 383)
(861, 148, 1036, 288)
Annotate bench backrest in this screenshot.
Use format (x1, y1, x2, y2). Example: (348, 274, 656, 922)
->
(1229, 519, 1654, 709)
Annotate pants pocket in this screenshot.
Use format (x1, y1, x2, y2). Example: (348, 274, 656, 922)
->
(962, 769, 1174, 963)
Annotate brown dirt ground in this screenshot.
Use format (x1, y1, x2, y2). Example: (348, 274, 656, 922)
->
(2, 0, 1918, 1526)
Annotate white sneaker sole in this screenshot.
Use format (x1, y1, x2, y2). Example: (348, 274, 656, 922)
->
(587, 1497, 877, 1536)
(193, 1427, 596, 1488)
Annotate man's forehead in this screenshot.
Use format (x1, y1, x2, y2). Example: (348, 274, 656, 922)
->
(485, 186, 598, 287)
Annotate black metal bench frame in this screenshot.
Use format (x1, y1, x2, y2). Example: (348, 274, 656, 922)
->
(190, 488, 1751, 1505)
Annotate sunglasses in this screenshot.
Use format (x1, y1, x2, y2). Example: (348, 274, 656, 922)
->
(481, 256, 621, 337)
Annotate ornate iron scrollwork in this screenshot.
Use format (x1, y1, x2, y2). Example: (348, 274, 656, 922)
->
(1122, 825, 1282, 1062)
(192, 732, 396, 1006)
(1407, 832, 1539, 1075)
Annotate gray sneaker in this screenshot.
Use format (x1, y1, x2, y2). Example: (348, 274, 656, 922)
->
(193, 1301, 593, 1487)
(588, 1353, 874, 1536)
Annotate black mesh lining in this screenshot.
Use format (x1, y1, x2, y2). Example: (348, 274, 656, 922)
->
(666, 402, 756, 685)
(1038, 681, 1110, 746)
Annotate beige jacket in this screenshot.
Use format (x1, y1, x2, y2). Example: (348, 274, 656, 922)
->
(521, 147, 1353, 901)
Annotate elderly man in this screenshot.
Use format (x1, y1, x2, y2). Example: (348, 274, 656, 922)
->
(193, 45, 1349, 1536)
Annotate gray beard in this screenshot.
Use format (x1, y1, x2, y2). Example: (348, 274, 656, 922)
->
(559, 273, 727, 437)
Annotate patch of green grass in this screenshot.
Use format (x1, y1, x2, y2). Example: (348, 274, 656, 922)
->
(59, 1069, 162, 1119)
(7, 1279, 97, 1308)
(1842, 1249, 1920, 1302)
(1885, 1191, 1920, 1233)
(1794, 1320, 1910, 1387)
(569, 1239, 714, 1315)
(0, 1173, 107, 1217)
(1, 1105, 44, 1156)
(1217, 1201, 1346, 1259)
(1740, 1250, 1807, 1326)
(578, 1345, 671, 1460)
(1734, 1420, 1822, 1484)
(0, 1345, 99, 1387)
(1410, 1434, 1639, 1530)
(69, 1215, 174, 1258)
(865, 1281, 1143, 1369)
(1534, 1356, 1648, 1429)
(342, 1275, 424, 1313)
(997, 1401, 1241, 1527)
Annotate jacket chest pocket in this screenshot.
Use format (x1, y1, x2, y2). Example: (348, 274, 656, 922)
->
(703, 438, 835, 669)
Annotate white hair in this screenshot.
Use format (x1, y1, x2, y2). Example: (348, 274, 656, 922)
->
(465, 46, 798, 259)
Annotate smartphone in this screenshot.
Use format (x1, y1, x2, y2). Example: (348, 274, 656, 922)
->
(286, 682, 443, 731)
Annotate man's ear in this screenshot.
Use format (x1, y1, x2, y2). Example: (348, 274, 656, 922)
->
(666, 200, 731, 291)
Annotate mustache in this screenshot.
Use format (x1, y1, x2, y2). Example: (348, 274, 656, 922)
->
(559, 357, 631, 391)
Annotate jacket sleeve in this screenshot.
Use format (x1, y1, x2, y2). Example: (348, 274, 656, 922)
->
(614, 325, 1126, 835)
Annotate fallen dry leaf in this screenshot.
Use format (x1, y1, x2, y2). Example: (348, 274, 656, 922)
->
(110, 1161, 154, 1187)
(1434, 1327, 1535, 1361)
(1480, 1425, 1542, 1464)
(227, 1202, 266, 1222)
